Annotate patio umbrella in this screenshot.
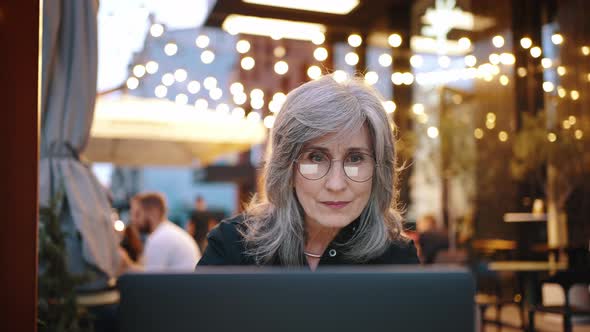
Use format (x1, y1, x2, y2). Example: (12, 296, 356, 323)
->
(40, 0, 120, 280)
(84, 94, 267, 166)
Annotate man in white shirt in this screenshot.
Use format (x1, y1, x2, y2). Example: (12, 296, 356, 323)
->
(122, 192, 201, 272)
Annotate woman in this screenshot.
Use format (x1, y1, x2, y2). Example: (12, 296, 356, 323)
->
(198, 75, 419, 270)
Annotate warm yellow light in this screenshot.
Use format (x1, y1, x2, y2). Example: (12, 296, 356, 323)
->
(587, 73, 590, 82)
(222, 14, 326, 42)
(348, 34, 362, 47)
(263, 115, 276, 129)
(492, 35, 505, 48)
(551, 33, 563, 45)
(188, 81, 201, 94)
(382, 101, 396, 114)
(498, 131, 509, 142)
(201, 50, 215, 64)
(558, 86, 566, 98)
(236, 40, 251, 53)
(126, 77, 139, 90)
(216, 103, 230, 114)
(427, 127, 439, 139)
(582, 46, 590, 56)
(232, 107, 245, 119)
(487, 113, 496, 123)
(311, 32, 325, 45)
(273, 46, 286, 58)
(209, 88, 222, 100)
(154, 85, 167, 98)
(563, 120, 571, 130)
(410, 55, 423, 68)
(364, 71, 378, 85)
(458, 37, 471, 50)
(517, 67, 527, 77)
(378, 53, 392, 67)
(568, 115, 576, 125)
(344, 52, 359, 66)
(164, 43, 178, 56)
(557, 66, 566, 76)
(313, 47, 328, 61)
(247, 111, 261, 122)
(175, 93, 188, 105)
(417, 114, 429, 124)
(412, 103, 425, 115)
(133, 65, 146, 78)
(333, 70, 348, 83)
(203, 76, 217, 90)
(195, 35, 210, 48)
(273, 92, 286, 103)
(574, 129, 583, 139)
(242, 0, 360, 15)
(500, 53, 515, 65)
(388, 33, 402, 48)
(114, 220, 125, 232)
(570, 90, 579, 100)
(464, 55, 477, 67)
(162, 73, 175, 86)
(489, 53, 500, 65)
(547, 132, 557, 142)
(520, 37, 532, 49)
(150, 24, 164, 37)
(230, 82, 244, 95)
(541, 58, 552, 69)
(391, 72, 403, 85)
(542, 81, 554, 92)
(241, 57, 255, 70)
(233, 93, 247, 105)
(250, 98, 264, 110)
(274, 61, 289, 75)
(402, 72, 414, 85)
(250, 88, 264, 100)
(195, 98, 208, 111)
(307, 65, 322, 80)
(174, 69, 187, 82)
(530, 46, 542, 58)
(474, 128, 484, 139)
(438, 56, 451, 68)
(486, 120, 495, 129)
(499, 75, 509, 86)
(145, 61, 159, 74)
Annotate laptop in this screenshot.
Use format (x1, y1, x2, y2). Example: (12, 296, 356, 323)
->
(118, 266, 475, 332)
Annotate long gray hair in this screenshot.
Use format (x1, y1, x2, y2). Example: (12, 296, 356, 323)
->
(241, 74, 405, 266)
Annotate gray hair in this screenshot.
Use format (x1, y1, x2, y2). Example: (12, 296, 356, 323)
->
(241, 74, 405, 266)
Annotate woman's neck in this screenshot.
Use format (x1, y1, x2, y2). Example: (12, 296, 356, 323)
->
(304, 218, 340, 259)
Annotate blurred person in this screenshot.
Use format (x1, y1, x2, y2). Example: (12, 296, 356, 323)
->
(185, 196, 217, 253)
(416, 214, 449, 264)
(120, 223, 143, 263)
(121, 192, 201, 272)
(198, 75, 419, 270)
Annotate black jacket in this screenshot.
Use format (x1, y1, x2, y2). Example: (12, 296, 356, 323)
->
(197, 215, 420, 268)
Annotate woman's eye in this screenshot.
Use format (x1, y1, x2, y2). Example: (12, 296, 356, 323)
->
(309, 153, 327, 163)
(346, 153, 365, 163)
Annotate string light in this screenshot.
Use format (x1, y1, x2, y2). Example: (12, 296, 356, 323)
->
(574, 129, 583, 139)
(412, 104, 425, 115)
(388, 33, 402, 48)
(263, 115, 276, 129)
(498, 131, 509, 142)
(499, 75, 509, 86)
(568, 115, 576, 125)
(274, 46, 286, 58)
(489, 53, 500, 65)
(250, 88, 264, 100)
(427, 127, 439, 139)
(438, 56, 451, 68)
(307, 65, 322, 80)
(378, 53, 392, 67)
(203, 76, 217, 90)
(391, 72, 403, 85)
(145, 61, 159, 74)
(542, 82, 554, 92)
(474, 128, 484, 139)
(311, 32, 325, 45)
(570, 90, 579, 100)
(486, 112, 496, 123)
(133, 65, 146, 78)
(557, 66, 566, 76)
(230, 82, 244, 95)
(154, 85, 167, 98)
(500, 53, 515, 65)
(241, 57, 255, 70)
(150, 24, 164, 37)
(274, 60, 289, 75)
(195, 98, 208, 111)
(233, 93, 247, 105)
(547, 132, 557, 142)
(174, 69, 187, 82)
(344, 52, 359, 66)
(458, 37, 471, 50)
(175, 94, 188, 105)
(313, 47, 328, 61)
(517, 67, 527, 77)
(201, 50, 215, 64)
(187, 81, 201, 94)
(563, 120, 571, 130)
(195, 35, 210, 48)
(216, 103, 230, 114)
(551, 33, 563, 45)
(558, 86, 566, 98)
(582, 46, 590, 56)
(520, 37, 532, 49)
(382, 101, 396, 113)
(541, 58, 552, 69)
(247, 111, 261, 122)
(333, 70, 348, 83)
(273, 92, 286, 104)
(416, 114, 428, 124)
(209, 88, 223, 100)
(492, 35, 505, 48)
(464, 55, 477, 67)
(530, 47, 542, 58)
(251, 98, 264, 110)
(402, 72, 414, 85)
(236, 40, 251, 53)
(162, 73, 174, 86)
(347, 34, 362, 47)
(232, 107, 245, 119)
(410, 55, 423, 68)
(164, 42, 178, 56)
(364, 71, 378, 85)
(126, 77, 139, 90)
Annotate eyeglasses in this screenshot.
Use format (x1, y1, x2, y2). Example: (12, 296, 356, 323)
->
(295, 150, 376, 182)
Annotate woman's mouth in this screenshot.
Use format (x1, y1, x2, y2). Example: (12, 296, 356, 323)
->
(321, 201, 350, 209)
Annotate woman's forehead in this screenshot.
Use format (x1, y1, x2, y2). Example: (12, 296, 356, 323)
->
(303, 124, 372, 151)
